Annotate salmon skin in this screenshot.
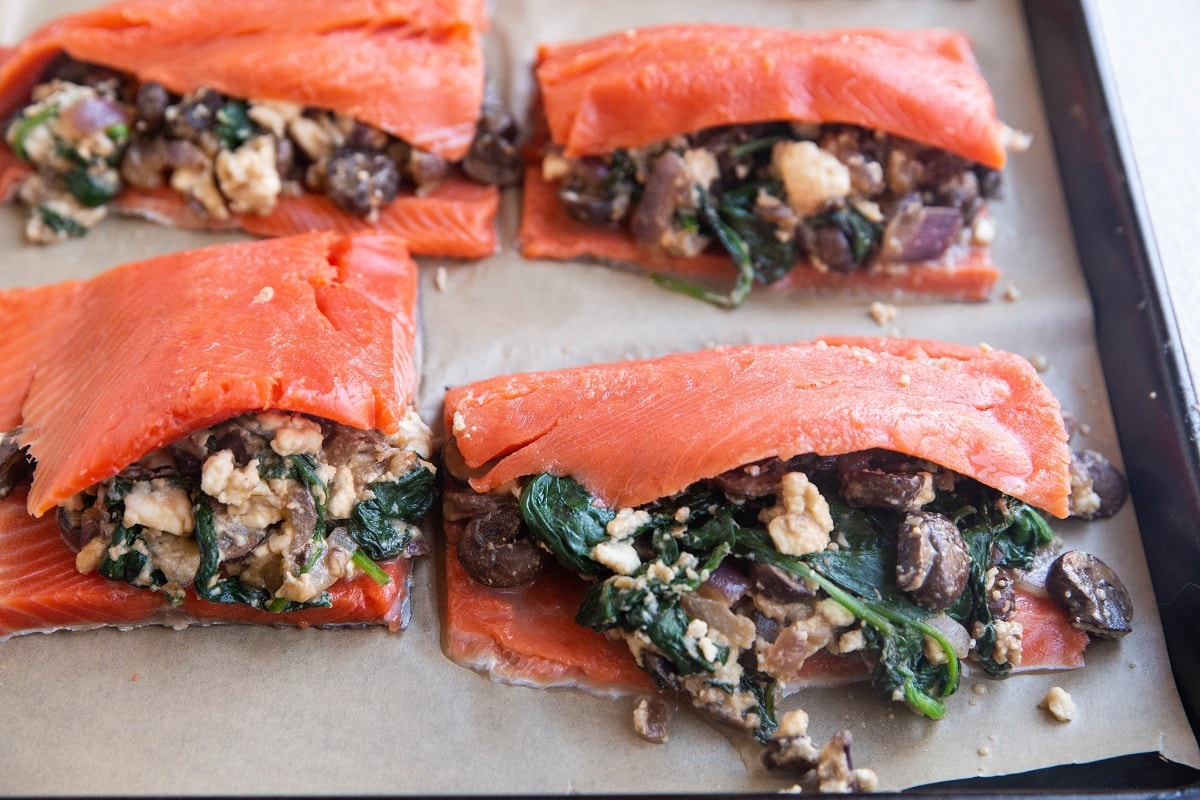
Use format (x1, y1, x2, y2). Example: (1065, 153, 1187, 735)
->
(521, 24, 1020, 306)
(0, 231, 433, 639)
(0, 0, 507, 254)
(441, 338, 1122, 766)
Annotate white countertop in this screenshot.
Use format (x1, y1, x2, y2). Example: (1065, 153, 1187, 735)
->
(1090, 0, 1200, 400)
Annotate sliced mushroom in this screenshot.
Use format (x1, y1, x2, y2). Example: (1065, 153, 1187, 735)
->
(57, 504, 102, 553)
(763, 709, 820, 774)
(895, 511, 970, 612)
(630, 150, 710, 256)
(461, 91, 523, 187)
(214, 517, 268, 562)
(326, 146, 401, 216)
(1045, 550, 1133, 638)
(632, 695, 672, 744)
(0, 429, 33, 500)
(557, 155, 633, 225)
(135, 81, 172, 134)
(747, 561, 816, 604)
(839, 466, 933, 510)
(456, 503, 545, 588)
(1068, 450, 1128, 520)
(712, 457, 792, 501)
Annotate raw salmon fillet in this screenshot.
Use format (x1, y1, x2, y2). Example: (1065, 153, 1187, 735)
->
(0, 0, 499, 255)
(447, 337, 1071, 517)
(520, 24, 1013, 300)
(441, 338, 1089, 701)
(0, 231, 422, 639)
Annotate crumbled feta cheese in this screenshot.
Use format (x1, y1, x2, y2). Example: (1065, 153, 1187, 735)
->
(542, 152, 571, 182)
(607, 507, 651, 539)
(247, 100, 302, 138)
(260, 413, 325, 456)
(971, 216, 996, 246)
(816, 597, 856, 628)
(646, 560, 675, 584)
(681, 148, 719, 191)
(326, 465, 357, 519)
(591, 540, 642, 575)
(216, 135, 281, 215)
(991, 619, 1024, 667)
(201, 451, 264, 506)
(776, 708, 810, 738)
(383, 406, 432, 459)
(171, 162, 228, 220)
(759, 472, 834, 556)
(122, 480, 195, 536)
(772, 140, 851, 216)
(75, 537, 107, 574)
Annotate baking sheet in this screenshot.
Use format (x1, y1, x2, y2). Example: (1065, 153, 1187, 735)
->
(0, 0, 1197, 794)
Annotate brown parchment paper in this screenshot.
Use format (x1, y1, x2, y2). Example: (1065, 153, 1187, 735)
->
(0, 0, 1196, 794)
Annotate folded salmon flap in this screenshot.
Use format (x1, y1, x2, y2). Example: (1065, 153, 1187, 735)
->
(0, 0, 488, 159)
(4, 230, 419, 517)
(536, 25, 1007, 168)
(445, 338, 1071, 517)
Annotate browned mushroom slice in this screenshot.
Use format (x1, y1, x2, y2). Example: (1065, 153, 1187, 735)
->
(0, 429, 32, 499)
(712, 457, 793, 500)
(839, 465, 934, 510)
(462, 90, 523, 188)
(632, 695, 672, 744)
(1068, 450, 1129, 520)
(1045, 550, 1133, 638)
(456, 502, 546, 588)
(630, 150, 711, 257)
(57, 504, 102, 553)
(894, 511, 971, 612)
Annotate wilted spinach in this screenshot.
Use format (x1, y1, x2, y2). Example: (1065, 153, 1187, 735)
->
(520, 473, 616, 576)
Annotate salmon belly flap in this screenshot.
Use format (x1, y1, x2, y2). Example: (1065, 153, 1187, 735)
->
(0, 232, 437, 641)
(440, 338, 1131, 764)
(0, 0, 518, 250)
(520, 24, 1022, 306)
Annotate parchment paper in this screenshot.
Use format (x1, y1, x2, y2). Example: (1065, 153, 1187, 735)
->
(0, 0, 1196, 794)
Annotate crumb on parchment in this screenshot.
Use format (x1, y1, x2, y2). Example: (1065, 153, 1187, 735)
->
(1041, 686, 1076, 722)
(868, 301, 896, 326)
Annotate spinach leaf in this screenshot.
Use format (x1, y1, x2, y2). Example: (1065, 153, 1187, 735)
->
(346, 466, 435, 561)
(193, 498, 270, 608)
(808, 206, 881, 266)
(214, 101, 255, 150)
(34, 205, 86, 238)
(714, 195, 797, 285)
(736, 527, 957, 718)
(8, 103, 58, 161)
(951, 500, 1053, 677)
(98, 525, 165, 589)
(520, 474, 615, 576)
(577, 543, 732, 676)
(64, 167, 121, 207)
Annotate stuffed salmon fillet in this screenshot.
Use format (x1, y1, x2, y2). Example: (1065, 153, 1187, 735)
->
(441, 338, 1133, 780)
(521, 25, 1027, 306)
(0, 231, 436, 640)
(0, 0, 519, 253)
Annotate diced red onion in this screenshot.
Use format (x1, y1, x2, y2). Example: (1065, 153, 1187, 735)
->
(62, 96, 130, 137)
(699, 561, 750, 604)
